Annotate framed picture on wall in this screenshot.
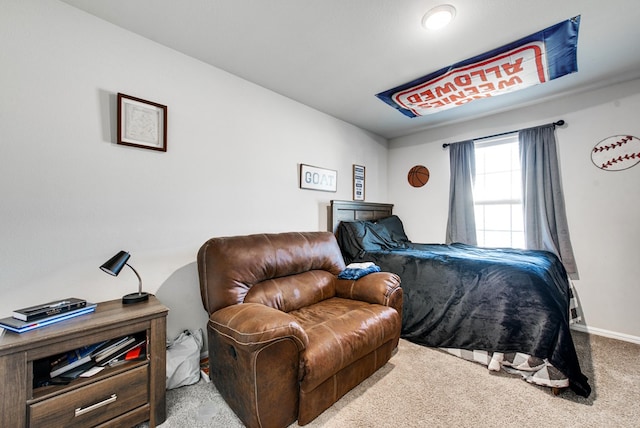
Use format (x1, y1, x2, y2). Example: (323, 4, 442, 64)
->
(117, 93, 167, 152)
(353, 164, 365, 200)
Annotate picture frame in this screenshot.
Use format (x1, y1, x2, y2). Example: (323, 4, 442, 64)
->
(299, 164, 337, 192)
(353, 164, 365, 200)
(117, 93, 167, 152)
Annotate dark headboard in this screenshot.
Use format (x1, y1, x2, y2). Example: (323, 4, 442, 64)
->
(329, 200, 394, 233)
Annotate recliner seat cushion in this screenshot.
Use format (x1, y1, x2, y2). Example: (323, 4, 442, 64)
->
(291, 297, 401, 392)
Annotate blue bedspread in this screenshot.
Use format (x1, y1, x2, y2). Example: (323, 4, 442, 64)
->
(337, 222, 591, 397)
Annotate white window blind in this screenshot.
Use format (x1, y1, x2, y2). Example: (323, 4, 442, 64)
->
(473, 133, 524, 248)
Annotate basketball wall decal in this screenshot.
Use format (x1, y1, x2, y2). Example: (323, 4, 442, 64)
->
(408, 165, 430, 187)
(591, 135, 640, 171)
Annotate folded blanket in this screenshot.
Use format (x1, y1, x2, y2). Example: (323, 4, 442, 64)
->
(338, 262, 381, 280)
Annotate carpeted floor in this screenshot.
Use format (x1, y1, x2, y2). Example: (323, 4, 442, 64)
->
(149, 331, 640, 427)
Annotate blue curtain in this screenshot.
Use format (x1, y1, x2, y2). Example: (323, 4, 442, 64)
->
(519, 125, 578, 278)
(446, 140, 477, 245)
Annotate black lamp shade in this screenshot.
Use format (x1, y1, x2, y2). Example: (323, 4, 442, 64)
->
(100, 250, 131, 276)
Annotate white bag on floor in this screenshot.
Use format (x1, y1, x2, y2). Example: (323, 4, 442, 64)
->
(166, 328, 203, 389)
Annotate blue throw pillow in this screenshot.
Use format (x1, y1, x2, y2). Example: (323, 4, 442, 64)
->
(375, 215, 411, 243)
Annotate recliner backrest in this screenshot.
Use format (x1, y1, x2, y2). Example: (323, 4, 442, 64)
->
(197, 231, 346, 314)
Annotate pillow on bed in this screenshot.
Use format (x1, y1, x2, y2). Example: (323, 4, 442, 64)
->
(364, 221, 398, 248)
(336, 221, 368, 261)
(374, 215, 411, 243)
(336, 219, 405, 261)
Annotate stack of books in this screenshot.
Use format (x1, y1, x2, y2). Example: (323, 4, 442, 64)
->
(0, 298, 96, 333)
(48, 334, 147, 380)
(49, 341, 108, 378)
(92, 335, 147, 367)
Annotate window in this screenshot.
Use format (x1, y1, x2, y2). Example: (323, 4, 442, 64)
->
(473, 133, 524, 248)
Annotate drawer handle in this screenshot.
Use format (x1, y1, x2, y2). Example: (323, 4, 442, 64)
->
(74, 394, 117, 417)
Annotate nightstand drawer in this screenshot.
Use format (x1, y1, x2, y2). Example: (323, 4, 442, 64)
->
(29, 365, 148, 428)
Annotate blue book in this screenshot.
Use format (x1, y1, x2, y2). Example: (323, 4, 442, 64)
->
(0, 303, 96, 334)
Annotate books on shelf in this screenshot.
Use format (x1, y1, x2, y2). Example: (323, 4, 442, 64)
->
(93, 336, 137, 364)
(49, 340, 107, 378)
(12, 298, 87, 321)
(0, 303, 97, 334)
(58, 361, 98, 380)
(124, 343, 145, 360)
(101, 338, 147, 367)
(48, 334, 147, 379)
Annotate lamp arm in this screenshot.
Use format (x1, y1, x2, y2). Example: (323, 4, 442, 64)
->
(126, 263, 143, 295)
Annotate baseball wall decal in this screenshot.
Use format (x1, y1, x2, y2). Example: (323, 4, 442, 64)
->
(591, 135, 640, 171)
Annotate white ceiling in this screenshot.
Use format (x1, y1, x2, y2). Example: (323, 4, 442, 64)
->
(61, 0, 640, 139)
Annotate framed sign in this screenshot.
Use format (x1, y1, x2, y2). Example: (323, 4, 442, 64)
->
(117, 93, 167, 152)
(299, 164, 337, 192)
(353, 164, 365, 200)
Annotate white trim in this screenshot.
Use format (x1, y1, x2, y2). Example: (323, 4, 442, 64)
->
(571, 323, 640, 345)
(474, 132, 518, 148)
(474, 198, 522, 205)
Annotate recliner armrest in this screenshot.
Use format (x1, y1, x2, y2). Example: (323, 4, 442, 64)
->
(336, 272, 402, 315)
(208, 303, 309, 352)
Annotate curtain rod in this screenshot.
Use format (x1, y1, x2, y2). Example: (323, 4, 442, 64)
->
(442, 120, 565, 148)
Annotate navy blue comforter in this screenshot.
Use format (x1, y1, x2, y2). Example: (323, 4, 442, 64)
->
(337, 222, 590, 397)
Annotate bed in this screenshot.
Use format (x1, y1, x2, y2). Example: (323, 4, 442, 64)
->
(329, 200, 591, 397)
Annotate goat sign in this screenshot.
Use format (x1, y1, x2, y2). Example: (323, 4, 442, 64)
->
(299, 164, 337, 192)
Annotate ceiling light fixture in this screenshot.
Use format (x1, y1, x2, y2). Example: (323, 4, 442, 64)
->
(422, 4, 456, 30)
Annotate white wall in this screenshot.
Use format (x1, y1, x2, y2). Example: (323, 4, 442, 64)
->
(389, 78, 640, 342)
(0, 0, 388, 340)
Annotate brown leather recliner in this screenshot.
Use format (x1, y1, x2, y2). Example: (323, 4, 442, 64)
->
(197, 231, 402, 428)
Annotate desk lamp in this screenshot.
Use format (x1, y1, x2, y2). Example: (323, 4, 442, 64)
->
(100, 250, 149, 304)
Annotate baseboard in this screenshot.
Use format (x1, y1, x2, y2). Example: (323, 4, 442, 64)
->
(571, 323, 640, 345)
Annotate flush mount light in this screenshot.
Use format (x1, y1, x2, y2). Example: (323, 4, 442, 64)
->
(422, 4, 456, 30)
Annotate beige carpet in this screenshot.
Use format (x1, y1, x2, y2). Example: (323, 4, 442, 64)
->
(154, 331, 640, 427)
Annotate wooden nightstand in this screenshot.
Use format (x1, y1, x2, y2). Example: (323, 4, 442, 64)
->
(0, 296, 168, 427)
